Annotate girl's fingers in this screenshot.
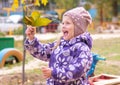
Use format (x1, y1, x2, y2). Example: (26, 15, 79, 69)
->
(41, 66, 47, 70)
(26, 25, 35, 32)
(41, 67, 52, 79)
(41, 67, 51, 73)
(27, 25, 36, 34)
(43, 72, 50, 79)
(43, 74, 48, 79)
(41, 68, 47, 73)
(25, 25, 36, 40)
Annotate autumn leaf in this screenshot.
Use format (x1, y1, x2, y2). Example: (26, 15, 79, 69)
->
(21, 0, 25, 4)
(41, 0, 48, 6)
(31, 11, 40, 21)
(34, 0, 40, 6)
(11, 0, 19, 11)
(23, 16, 34, 26)
(34, 18, 51, 26)
(23, 11, 52, 27)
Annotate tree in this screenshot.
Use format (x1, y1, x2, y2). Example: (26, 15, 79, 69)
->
(53, 0, 79, 10)
(112, 0, 119, 24)
(86, 0, 120, 24)
(10, 0, 51, 85)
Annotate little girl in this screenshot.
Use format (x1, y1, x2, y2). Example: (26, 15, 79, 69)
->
(25, 7, 93, 85)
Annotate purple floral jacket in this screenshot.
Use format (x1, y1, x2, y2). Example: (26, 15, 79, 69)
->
(24, 32, 93, 85)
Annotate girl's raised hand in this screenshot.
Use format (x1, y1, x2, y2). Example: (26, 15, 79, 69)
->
(25, 25, 36, 40)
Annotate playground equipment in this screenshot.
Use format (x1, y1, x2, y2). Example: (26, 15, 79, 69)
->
(88, 53, 120, 85)
(0, 37, 23, 68)
(89, 74, 120, 85)
(87, 53, 106, 78)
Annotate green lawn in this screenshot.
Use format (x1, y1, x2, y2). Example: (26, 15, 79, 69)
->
(92, 38, 120, 76)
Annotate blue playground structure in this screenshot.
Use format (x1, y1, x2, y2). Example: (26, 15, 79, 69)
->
(0, 37, 23, 68)
(87, 53, 106, 78)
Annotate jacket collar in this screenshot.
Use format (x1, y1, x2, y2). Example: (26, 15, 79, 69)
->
(60, 32, 92, 49)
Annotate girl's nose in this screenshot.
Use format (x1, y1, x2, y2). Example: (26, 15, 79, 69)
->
(61, 24, 66, 29)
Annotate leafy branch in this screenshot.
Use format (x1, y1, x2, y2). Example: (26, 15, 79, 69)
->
(23, 11, 52, 27)
(11, 0, 52, 27)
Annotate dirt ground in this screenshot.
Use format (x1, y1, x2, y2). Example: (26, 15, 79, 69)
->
(0, 58, 47, 85)
(0, 73, 46, 85)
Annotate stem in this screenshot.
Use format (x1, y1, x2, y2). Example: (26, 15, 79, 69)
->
(22, 3, 26, 85)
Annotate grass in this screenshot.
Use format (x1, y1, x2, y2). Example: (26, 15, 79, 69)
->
(92, 38, 120, 76)
(13, 37, 120, 76)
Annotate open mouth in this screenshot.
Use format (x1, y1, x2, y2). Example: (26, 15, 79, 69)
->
(63, 31, 68, 37)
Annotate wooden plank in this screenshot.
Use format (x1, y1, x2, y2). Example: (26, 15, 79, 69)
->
(90, 74, 120, 85)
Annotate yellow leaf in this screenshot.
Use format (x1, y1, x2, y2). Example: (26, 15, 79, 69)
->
(23, 16, 34, 26)
(31, 11, 40, 21)
(11, 6, 16, 11)
(11, 0, 19, 10)
(34, 0, 40, 6)
(23, 10, 52, 27)
(34, 18, 52, 27)
(21, 0, 25, 4)
(41, 0, 48, 6)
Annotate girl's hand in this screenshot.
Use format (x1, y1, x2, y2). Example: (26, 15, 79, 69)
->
(25, 25, 36, 40)
(41, 66, 52, 79)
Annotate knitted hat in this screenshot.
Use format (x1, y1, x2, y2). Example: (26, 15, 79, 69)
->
(63, 7, 92, 36)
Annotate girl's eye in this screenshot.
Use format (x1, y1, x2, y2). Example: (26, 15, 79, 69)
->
(62, 22, 70, 25)
(61, 22, 64, 25)
(62, 21, 71, 25)
(66, 22, 70, 24)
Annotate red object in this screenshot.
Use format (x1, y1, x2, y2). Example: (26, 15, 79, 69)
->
(89, 74, 119, 85)
(45, 23, 58, 33)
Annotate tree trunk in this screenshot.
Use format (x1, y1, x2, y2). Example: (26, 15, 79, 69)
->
(100, 6, 103, 25)
(112, 0, 118, 24)
(112, 0, 118, 17)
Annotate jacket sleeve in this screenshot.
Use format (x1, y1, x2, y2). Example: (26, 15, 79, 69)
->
(51, 45, 93, 82)
(24, 37, 55, 61)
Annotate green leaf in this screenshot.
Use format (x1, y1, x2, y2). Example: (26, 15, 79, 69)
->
(31, 11, 40, 21)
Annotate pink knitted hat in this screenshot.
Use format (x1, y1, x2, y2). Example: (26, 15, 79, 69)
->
(63, 7, 92, 36)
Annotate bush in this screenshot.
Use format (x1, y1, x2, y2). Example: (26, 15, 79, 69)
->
(0, 32, 5, 37)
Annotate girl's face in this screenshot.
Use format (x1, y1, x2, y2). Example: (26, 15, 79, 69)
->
(61, 16, 74, 40)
